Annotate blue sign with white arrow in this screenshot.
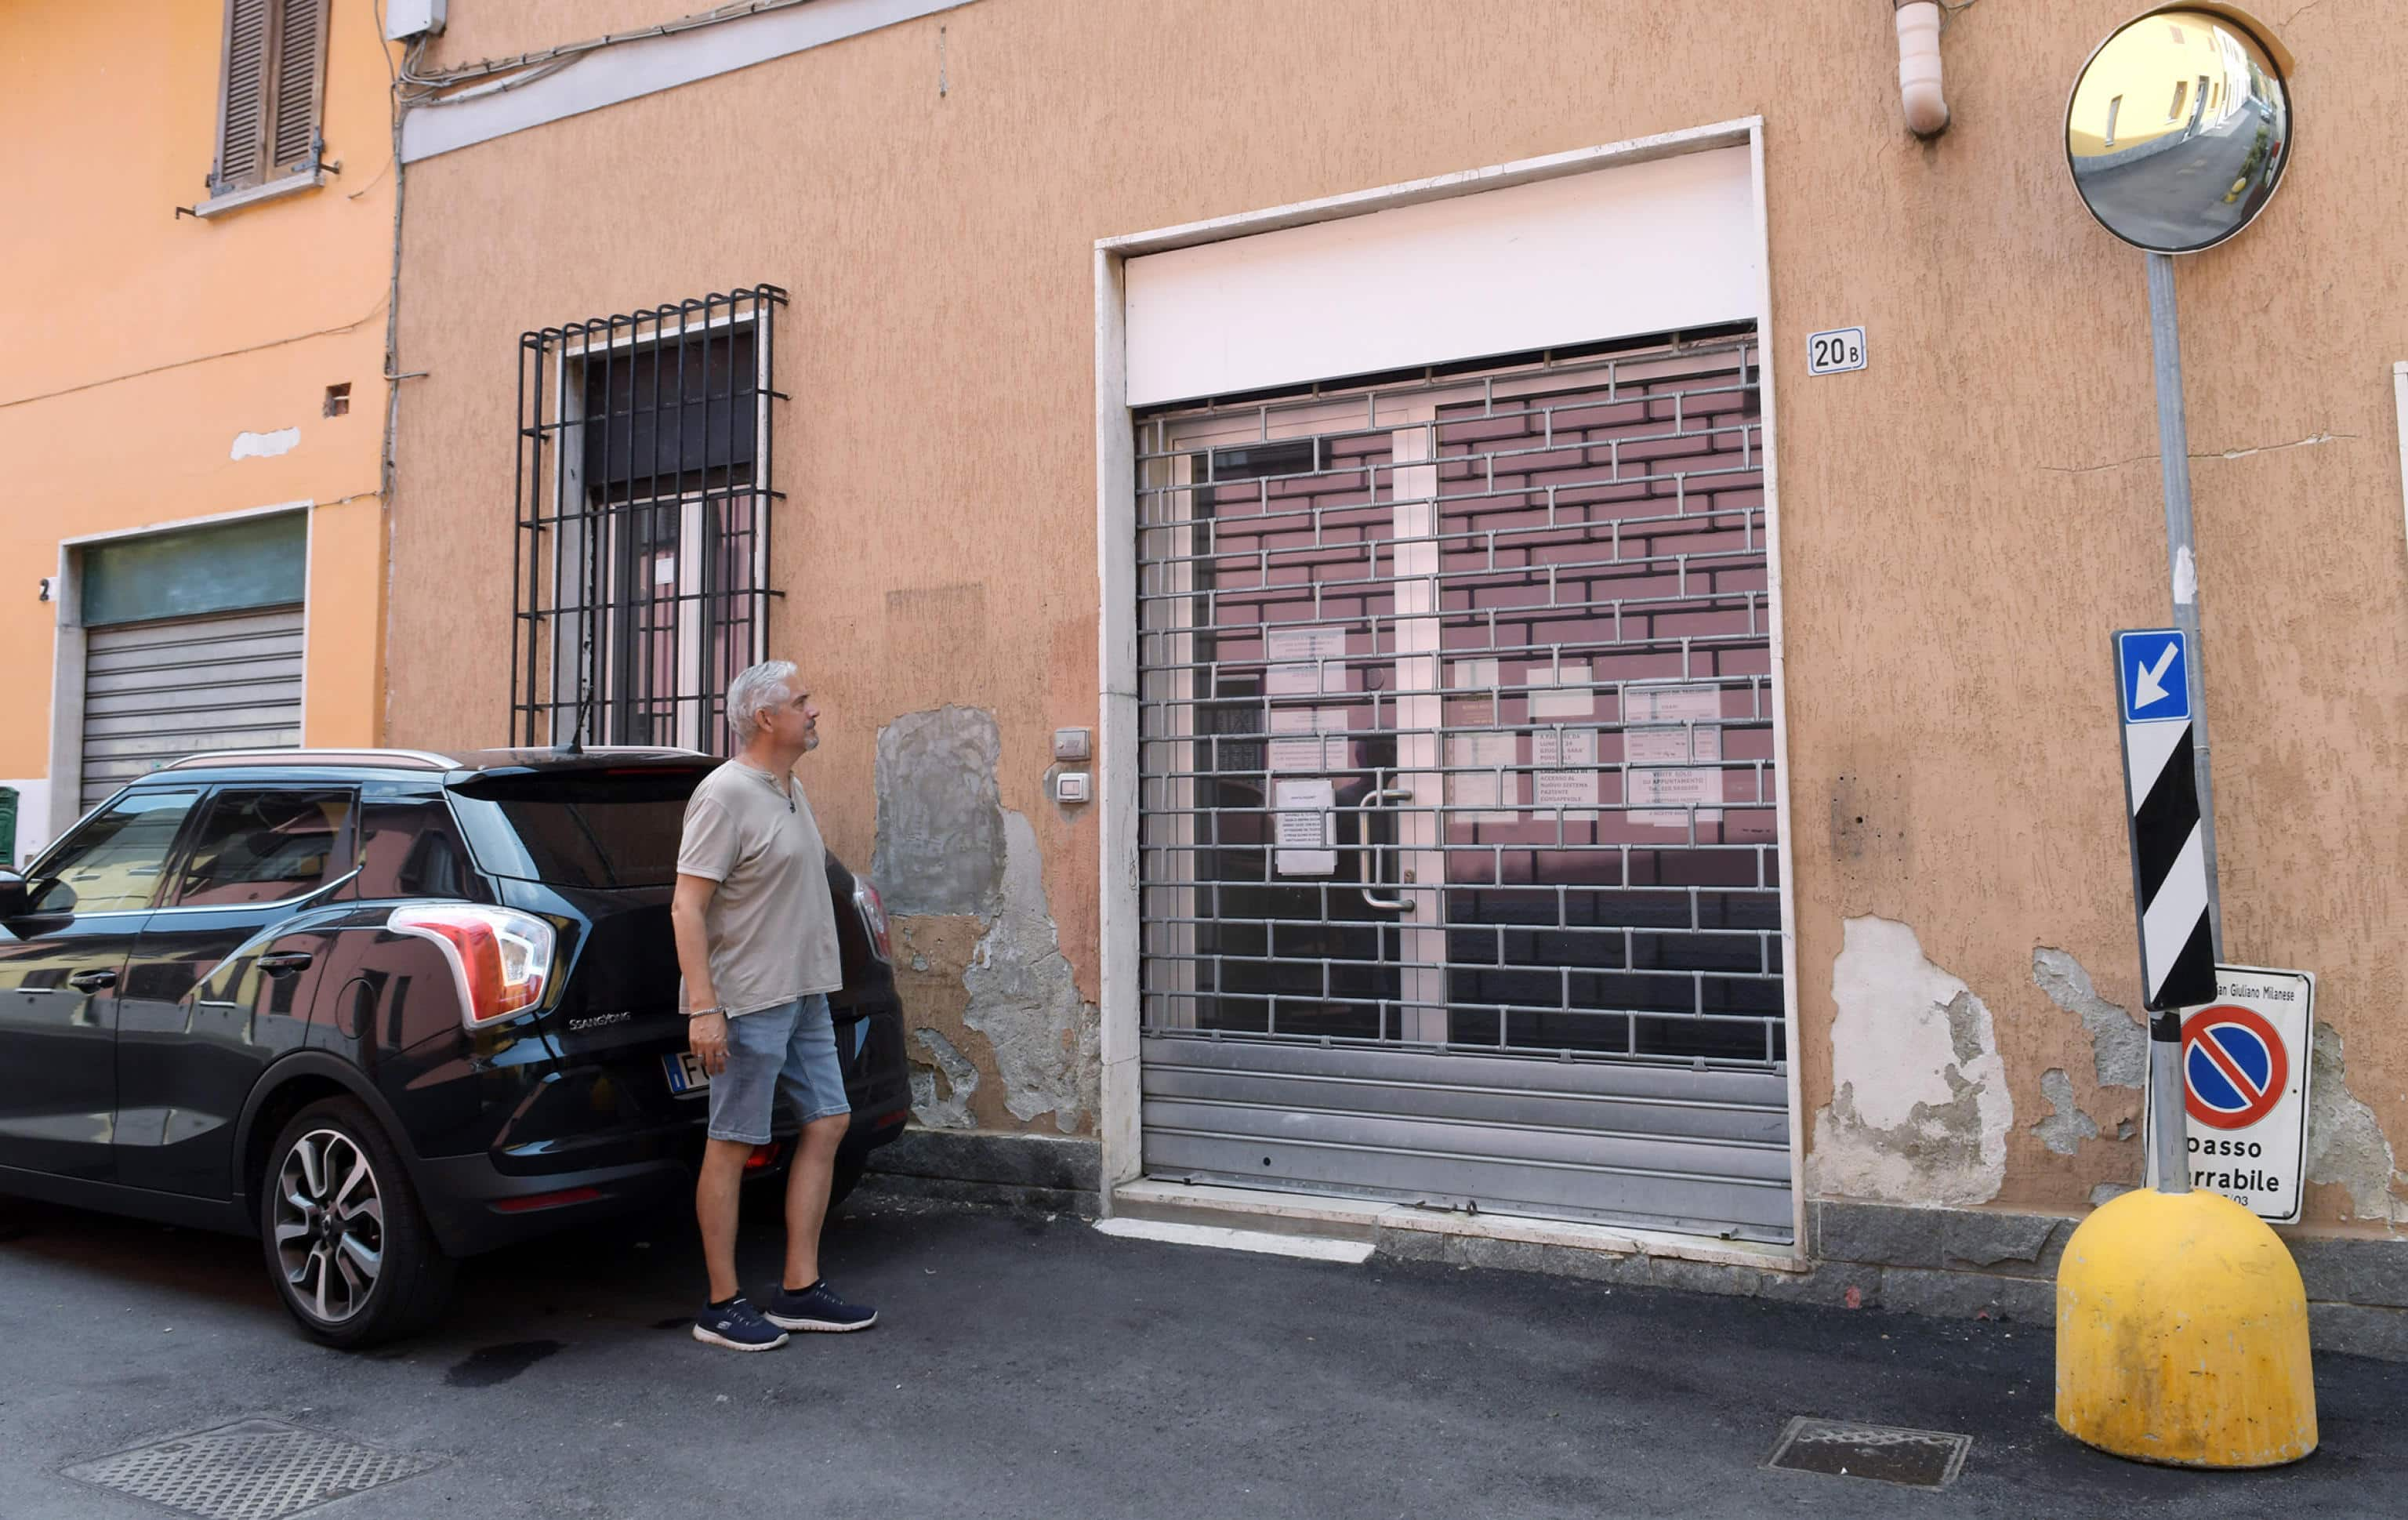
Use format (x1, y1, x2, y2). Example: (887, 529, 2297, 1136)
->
(2118, 629, 2190, 724)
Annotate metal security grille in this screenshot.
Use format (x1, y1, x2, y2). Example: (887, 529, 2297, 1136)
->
(82, 608, 305, 808)
(512, 285, 785, 753)
(1134, 328, 1793, 1239)
(63, 1419, 437, 1520)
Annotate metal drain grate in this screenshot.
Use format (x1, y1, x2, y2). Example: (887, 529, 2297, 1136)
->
(63, 1419, 437, 1520)
(1764, 1417, 1971, 1489)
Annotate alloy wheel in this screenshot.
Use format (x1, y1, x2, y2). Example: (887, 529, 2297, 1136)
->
(273, 1128, 385, 1323)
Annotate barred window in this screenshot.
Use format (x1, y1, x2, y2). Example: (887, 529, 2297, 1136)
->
(513, 287, 785, 753)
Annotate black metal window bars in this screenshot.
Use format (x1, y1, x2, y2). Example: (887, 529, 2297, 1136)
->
(512, 286, 786, 754)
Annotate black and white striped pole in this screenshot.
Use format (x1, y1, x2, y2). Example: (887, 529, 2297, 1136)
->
(2114, 622, 2216, 1194)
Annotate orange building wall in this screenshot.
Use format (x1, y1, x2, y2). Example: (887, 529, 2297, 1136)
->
(0, 0, 397, 851)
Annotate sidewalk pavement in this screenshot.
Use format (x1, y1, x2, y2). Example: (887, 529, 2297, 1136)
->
(2, 1186, 2402, 1518)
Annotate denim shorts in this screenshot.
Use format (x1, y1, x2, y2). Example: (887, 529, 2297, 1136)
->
(705, 993, 850, 1145)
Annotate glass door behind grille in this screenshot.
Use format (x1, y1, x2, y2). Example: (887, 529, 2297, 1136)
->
(1135, 330, 1792, 1240)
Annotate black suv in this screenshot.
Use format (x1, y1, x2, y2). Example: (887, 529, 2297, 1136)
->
(0, 747, 910, 1347)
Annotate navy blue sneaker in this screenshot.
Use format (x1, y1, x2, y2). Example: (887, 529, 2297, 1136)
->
(763, 1279, 877, 1333)
(693, 1296, 789, 1351)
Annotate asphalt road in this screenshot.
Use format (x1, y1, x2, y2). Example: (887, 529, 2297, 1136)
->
(2, 1186, 2403, 1518)
(2075, 108, 2278, 248)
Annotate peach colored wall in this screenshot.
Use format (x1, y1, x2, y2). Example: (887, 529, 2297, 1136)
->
(387, 1, 2408, 1228)
(0, 0, 397, 843)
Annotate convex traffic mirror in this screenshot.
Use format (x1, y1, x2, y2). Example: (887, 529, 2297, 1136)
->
(2065, 9, 2291, 253)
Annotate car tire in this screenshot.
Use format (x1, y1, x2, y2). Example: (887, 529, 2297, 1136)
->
(260, 1097, 455, 1349)
(828, 1149, 868, 1210)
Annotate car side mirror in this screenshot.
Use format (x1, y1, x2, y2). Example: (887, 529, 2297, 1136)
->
(0, 869, 36, 920)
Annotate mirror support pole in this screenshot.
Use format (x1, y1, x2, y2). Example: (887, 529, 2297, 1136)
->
(2145, 249, 2222, 1196)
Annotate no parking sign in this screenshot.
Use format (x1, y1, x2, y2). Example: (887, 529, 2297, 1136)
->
(2145, 965, 2314, 1224)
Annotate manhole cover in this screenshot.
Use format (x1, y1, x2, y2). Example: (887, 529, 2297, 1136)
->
(1764, 1417, 1971, 1489)
(63, 1419, 438, 1520)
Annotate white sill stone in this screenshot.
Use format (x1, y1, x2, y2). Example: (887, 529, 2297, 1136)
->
(194, 170, 325, 220)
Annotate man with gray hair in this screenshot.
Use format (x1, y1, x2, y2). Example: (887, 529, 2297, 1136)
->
(671, 658, 877, 1351)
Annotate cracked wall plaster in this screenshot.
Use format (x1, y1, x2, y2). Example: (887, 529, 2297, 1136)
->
(2305, 1021, 2408, 1228)
(1811, 917, 2011, 1207)
(874, 706, 1101, 1136)
(872, 706, 1004, 916)
(2033, 1068, 2101, 1155)
(908, 1028, 980, 1130)
(964, 811, 1101, 1134)
(2033, 947, 2145, 1090)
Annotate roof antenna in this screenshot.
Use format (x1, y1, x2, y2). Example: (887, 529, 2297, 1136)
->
(561, 675, 591, 756)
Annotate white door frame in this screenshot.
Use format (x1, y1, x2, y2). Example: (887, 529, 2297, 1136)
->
(1093, 118, 1801, 1250)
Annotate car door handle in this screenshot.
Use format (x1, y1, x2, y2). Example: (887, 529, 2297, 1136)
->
(67, 968, 118, 992)
(258, 951, 314, 978)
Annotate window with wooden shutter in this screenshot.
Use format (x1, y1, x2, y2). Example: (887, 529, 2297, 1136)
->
(211, 0, 327, 198)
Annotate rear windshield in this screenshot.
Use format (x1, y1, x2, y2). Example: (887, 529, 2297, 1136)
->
(449, 767, 709, 889)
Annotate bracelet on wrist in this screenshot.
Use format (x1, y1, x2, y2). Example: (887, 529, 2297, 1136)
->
(688, 1005, 723, 1019)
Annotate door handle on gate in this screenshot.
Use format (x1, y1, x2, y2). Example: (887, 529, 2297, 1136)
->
(258, 951, 314, 978)
(1358, 785, 1414, 912)
(67, 968, 118, 992)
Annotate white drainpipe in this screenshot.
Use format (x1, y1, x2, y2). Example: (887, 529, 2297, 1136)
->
(1895, 0, 1949, 138)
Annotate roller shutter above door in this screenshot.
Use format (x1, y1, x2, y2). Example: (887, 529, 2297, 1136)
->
(80, 607, 305, 808)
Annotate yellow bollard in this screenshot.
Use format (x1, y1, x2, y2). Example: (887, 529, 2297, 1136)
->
(2056, 1188, 2316, 1467)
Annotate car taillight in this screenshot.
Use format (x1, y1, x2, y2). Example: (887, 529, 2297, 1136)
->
(853, 880, 892, 963)
(390, 905, 557, 1029)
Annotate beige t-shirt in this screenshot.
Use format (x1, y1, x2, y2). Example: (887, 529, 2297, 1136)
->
(676, 759, 843, 1016)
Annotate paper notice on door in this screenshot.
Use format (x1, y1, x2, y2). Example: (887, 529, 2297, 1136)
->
(1448, 658, 1500, 692)
(1530, 663, 1594, 719)
(1264, 626, 1347, 696)
(1267, 707, 1348, 774)
(1532, 767, 1600, 819)
(1531, 726, 1599, 820)
(1272, 778, 1337, 876)
(1630, 765, 1725, 827)
(1532, 728, 1597, 768)
(1625, 683, 1721, 724)
(1266, 626, 1348, 664)
(1446, 731, 1517, 824)
(1623, 724, 1723, 765)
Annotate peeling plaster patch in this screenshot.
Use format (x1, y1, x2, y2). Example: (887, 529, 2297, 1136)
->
(2033, 1069, 2101, 1155)
(963, 811, 1100, 1134)
(2033, 947, 2144, 1090)
(907, 1028, 979, 1130)
(2305, 1022, 2408, 1228)
(230, 427, 301, 460)
(873, 706, 1003, 916)
(1810, 917, 2011, 1206)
